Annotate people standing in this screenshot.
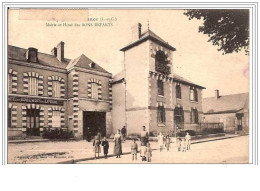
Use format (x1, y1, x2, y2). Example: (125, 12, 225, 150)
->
(185, 132, 191, 150)
(140, 126, 149, 146)
(131, 139, 138, 161)
(181, 137, 186, 152)
(165, 135, 171, 152)
(145, 143, 152, 162)
(140, 142, 147, 161)
(157, 132, 164, 152)
(114, 129, 122, 158)
(177, 137, 182, 152)
(93, 135, 101, 159)
(101, 137, 109, 159)
(121, 126, 127, 141)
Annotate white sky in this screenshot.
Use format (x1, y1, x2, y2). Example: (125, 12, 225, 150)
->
(8, 9, 249, 98)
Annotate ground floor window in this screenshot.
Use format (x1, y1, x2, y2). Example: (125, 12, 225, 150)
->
(8, 108, 12, 128)
(190, 109, 199, 123)
(157, 106, 166, 124)
(52, 110, 61, 128)
(26, 109, 40, 136)
(174, 107, 184, 123)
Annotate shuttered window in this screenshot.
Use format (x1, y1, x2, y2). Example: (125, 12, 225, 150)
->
(157, 80, 164, 96)
(28, 77, 38, 96)
(91, 83, 99, 99)
(52, 111, 61, 128)
(52, 81, 61, 97)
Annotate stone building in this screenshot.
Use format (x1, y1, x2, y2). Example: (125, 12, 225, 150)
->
(202, 90, 249, 133)
(112, 23, 205, 136)
(8, 42, 112, 139)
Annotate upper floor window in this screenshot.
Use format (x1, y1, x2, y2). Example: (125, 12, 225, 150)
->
(176, 84, 181, 99)
(52, 81, 61, 97)
(91, 82, 99, 99)
(191, 109, 199, 124)
(8, 74, 12, 94)
(157, 105, 166, 124)
(157, 79, 164, 96)
(28, 77, 39, 96)
(190, 86, 198, 102)
(155, 50, 171, 75)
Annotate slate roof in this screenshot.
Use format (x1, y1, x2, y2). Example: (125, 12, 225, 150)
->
(8, 45, 70, 69)
(8, 45, 110, 74)
(120, 29, 176, 51)
(172, 73, 205, 89)
(202, 92, 249, 114)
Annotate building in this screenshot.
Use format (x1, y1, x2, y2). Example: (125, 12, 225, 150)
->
(112, 23, 205, 137)
(202, 90, 249, 133)
(8, 42, 112, 139)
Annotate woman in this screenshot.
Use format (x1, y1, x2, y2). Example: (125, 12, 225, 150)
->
(93, 135, 101, 159)
(114, 129, 122, 158)
(140, 126, 149, 146)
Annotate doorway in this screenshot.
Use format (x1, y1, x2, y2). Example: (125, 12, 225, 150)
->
(26, 109, 40, 136)
(236, 113, 244, 131)
(83, 111, 106, 140)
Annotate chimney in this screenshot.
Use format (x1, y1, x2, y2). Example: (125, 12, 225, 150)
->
(131, 23, 142, 42)
(215, 89, 220, 99)
(51, 47, 57, 57)
(57, 41, 65, 62)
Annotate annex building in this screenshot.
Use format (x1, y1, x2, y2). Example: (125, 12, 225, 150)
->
(8, 42, 112, 139)
(112, 23, 205, 136)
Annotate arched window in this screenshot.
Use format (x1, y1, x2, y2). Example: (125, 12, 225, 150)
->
(91, 83, 99, 99)
(28, 77, 39, 96)
(155, 50, 171, 75)
(52, 81, 61, 97)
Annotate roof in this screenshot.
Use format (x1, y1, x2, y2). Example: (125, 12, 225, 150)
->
(202, 92, 249, 114)
(172, 73, 205, 89)
(120, 29, 176, 52)
(66, 54, 109, 73)
(8, 45, 70, 69)
(8, 45, 110, 74)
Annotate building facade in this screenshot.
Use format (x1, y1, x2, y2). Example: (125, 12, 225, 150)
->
(202, 90, 249, 133)
(8, 42, 112, 139)
(112, 23, 205, 136)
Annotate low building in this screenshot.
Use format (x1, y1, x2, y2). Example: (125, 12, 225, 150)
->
(202, 90, 249, 133)
(112, 23, 205, 137)
(8, 42, 112, 139)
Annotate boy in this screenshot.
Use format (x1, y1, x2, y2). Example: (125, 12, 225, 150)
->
(185, 132, 191, 150)
(181, 138, 186, 152)
(131, 139, 138, 161)
(177, 137, 182, 152)
(101, 137, 109, 159)
(146, 143, 152, 162)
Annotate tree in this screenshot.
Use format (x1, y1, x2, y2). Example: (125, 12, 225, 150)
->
(184, 9, 249, 55)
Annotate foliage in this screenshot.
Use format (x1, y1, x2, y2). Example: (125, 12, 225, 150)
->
(184, 9, 249, 55)
(42, 128, 74, 140)
(178, 130, 196, 137)
(201, 127, 224, 135)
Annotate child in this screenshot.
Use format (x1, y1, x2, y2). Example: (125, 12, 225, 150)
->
(177, 137, 182, 152)
(165, 135, 171, 152)
(185, 132, 191, 150)
(101, 137, 109, 159)
(181, 138, 186, 152)
(131, 139, 138, 161)
(140, 142, 147, 161)
(146, 143, 152, 162)
(157, 132, 164, 152)
(93, 135, 101, 159)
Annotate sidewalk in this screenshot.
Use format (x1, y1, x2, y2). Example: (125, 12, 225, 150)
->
(58, 134, 240, 164)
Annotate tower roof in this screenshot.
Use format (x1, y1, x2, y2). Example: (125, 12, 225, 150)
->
(120, 29, 176, 52)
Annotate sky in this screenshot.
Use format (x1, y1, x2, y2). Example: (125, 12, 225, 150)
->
(8, 9, 249, 98)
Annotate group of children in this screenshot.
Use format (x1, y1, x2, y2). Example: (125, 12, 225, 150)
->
(177, 132, 191, 152)
(131, 139, 152, 162)
(92, 136, 109, 159)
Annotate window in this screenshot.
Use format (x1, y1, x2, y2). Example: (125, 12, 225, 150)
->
(91, 83, 99, 99)
(28, 77, 39, 96)
(26, 109, 40, 136)
(157, 80, 164, 96)
(155, 50, 171, 75)
(8, 108, 12, 127)
(52, 111, 61, 128)
(8, 74, 12, 94)
(157, 106, 166, 124)
(174, 107, 184, 123)
(190, 109, 199, 124)
(190, 87, 198, 102)
(176, 84, 181, 99)
(52, 81, 61, 97)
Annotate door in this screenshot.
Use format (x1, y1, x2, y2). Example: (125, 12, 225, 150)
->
(26, 109, 40, 136)
(236, 113, 244, 131)
(83, 111, 106, 139)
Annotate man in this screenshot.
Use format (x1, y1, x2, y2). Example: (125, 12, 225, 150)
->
(121, 126, 127, 141)
(185, 132, 191, 150)
(140, 126, 149, 146)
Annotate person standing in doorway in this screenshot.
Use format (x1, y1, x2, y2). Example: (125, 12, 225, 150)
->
(114, 129, 122, 158)
(140, 126, 149, 146)
(121, 126, 127, 141)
